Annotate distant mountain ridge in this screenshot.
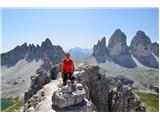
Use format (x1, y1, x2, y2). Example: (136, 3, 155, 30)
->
(1, 29, 159, 68)
(92, 29, 159, 68)
(69, 47, 93, 59)
(1, 38, 65, 67)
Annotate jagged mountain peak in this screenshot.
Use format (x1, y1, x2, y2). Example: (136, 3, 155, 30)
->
(130, 30, 152, 57)
(136, 30, 146, 36)
(41, 38, 53, 48)
(92, 29, 158, 68)
(92, 36, 108, 57)
(28, 44, 36, 48)
(21, 42, 28, 48)
(132, 30, 151, 46)
(98, 36, 106, 44)
(108, 29, 127, 55)
(114, 29, 123, 34)
(1, 38, 65, 67)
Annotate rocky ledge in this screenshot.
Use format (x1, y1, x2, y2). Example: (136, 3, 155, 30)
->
(74, 64, 147, 112)
(21, 63, 147, 112)
(52, 83, 95, 112)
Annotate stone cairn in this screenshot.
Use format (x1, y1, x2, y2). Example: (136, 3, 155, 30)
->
(52, 80, 95, 112)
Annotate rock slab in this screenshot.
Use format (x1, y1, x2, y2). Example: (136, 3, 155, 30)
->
(52, 83, 86, 108)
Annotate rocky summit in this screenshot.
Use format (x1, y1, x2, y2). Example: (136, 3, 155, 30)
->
(108, 29, 128, 56)
(21, 65, 147, 112)
(93, 37, 109, 56)
(52, 83, 94, 112)
(21, 68, 95, 112)
(92, 37, 109, 62)
(21, 63, 147, 112)
(129, 31, 152, 57)
(129, 31, 158, 68)
(52, 83, 86, 108)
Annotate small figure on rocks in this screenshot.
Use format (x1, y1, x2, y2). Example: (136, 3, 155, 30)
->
(60, 51, 75, 86)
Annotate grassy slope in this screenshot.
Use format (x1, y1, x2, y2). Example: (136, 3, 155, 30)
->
(135, 92, 159, 112)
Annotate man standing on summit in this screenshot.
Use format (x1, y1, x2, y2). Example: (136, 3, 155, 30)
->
(60, 51, 75, 86)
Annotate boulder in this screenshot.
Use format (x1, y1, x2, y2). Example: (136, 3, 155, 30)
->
(26, 107, 35, 112)
(52, 83, 87, 108)
(36, 68, 44, 74)
(23, 89, 45, 111)
(24, 89, 34, 103)
(50, 64, 60, 80)
(52, 98, 95, 112)
(114, 75, 134, 85)
(76, 83, 83, 90)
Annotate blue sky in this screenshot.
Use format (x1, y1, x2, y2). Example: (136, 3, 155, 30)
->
(1, 8, 159, 53)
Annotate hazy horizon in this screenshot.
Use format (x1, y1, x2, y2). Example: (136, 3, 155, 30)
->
(1, 8, 159, 53)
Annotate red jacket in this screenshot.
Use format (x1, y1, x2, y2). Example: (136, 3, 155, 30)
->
(61, 58, 74, 73)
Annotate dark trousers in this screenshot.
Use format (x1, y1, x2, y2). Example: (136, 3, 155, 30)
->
(63, 73, 74, 86)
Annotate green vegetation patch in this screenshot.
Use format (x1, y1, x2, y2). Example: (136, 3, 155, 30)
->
(135, 92, 159, 112)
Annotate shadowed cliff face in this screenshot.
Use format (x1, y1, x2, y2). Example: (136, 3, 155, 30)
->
(129, 31, 159, 68)
(151, 42, 159, 57)
(1, 38, 65, 67)
(92, 37, 109, 57)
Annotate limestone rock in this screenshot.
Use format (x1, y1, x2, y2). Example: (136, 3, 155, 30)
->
(108, 29, 128, 55)
(151, 42, 159, 57)
(92, 37, 109, 60)
(23, 89, 45, 112)
(129, 31, 152, 57)
(36, 68, 44, 74)
(50, 64, 60, 80)
(52, 83, 87, 108)
(129, 31, 158, 68)
(75, 64, 147, 112)
(110, 84, 146, 112)
(81, 65, 110, 111)
(26, 107, 35, 112)
(24, 89, 34, 103)
(41, 57, 52, 71)
(52, 98, 95, 112)
(1, 38, 65, 67)
(24, 67, 50, 103)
